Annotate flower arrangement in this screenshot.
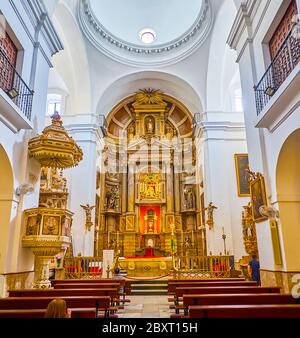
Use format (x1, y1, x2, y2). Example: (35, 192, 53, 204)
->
(56, 255, 62, 268)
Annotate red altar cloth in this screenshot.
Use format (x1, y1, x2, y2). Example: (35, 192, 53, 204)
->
(145, 247, 155, 257)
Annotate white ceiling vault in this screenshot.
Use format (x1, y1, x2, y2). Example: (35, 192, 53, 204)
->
(78, 0, 212, 66)
(48, 0, 242, 117)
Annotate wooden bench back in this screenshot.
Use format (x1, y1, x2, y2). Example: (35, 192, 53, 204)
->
(168, 281, 256, 293)
(183, 293, 300, 307)
(9, 288, 118, 298)
(0, 296, 111, 310)
(0, 308, 96, 318)
(188, 304, 300, 318)
(54, 283, 120, 289)
(175, 286, 281, 297)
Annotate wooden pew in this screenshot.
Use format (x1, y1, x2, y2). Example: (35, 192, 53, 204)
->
(0, 296, 111, 316)
(0, 308, 96, 318)
(9, 288, 118, 299)
(184, 293, 300, 307)
(54, 283, 120, 289)
(175, 286, 281, 298)
(51, 279, 131, 297)
(180, 293, 300, 316)
(171, 286, 281, 313)
(188, 304, 300, 318)
(168, 278, 245, 283)
(168, 281, 256, 294)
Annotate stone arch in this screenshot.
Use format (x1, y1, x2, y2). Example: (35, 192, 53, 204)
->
(95, 70, 203, 118)
(276, 129, 300, 271)
(0, 145, 14, 272)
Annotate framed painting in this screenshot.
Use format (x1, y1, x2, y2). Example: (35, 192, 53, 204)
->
(234, 154, 251, 196)
(250, 174, 268, 223)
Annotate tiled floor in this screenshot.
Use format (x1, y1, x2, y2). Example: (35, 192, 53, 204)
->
(118, 295, 170, 318)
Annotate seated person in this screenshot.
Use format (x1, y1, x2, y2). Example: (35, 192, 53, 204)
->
(45, 299, 71, 318)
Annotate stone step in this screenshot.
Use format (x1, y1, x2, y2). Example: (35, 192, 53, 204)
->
(131, 289, 168, 295)
(130, 280, 168, 285)
(130, 280, 168, 295)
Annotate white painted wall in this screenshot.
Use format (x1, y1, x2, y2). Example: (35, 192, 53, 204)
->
(0, 0, 62, 279)
(228, 0, 300, 272)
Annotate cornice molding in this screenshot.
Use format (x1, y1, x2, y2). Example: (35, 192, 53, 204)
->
(21, 0, 63, 56)
(227, 0, 259, 50)
(78, 0, 213, 67)
(194, 121, 246, 139)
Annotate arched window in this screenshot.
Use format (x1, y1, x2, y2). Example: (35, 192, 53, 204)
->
(234, 89, 243, 112)
(47, 93, 63, 116)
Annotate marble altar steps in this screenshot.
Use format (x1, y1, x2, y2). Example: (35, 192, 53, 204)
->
(130, 280, 168, 295)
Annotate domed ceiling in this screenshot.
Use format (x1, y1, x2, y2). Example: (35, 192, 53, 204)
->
(79, 0, 212, 66)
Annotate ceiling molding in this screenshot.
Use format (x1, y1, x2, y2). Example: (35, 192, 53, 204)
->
(78, 0, 213, 67)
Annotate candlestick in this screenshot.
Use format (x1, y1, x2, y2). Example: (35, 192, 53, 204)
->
(222, 227, 225, 235)
(191, 230, 194, 244)
(181, 230, 183, 243)
(117, 231, 119, 243)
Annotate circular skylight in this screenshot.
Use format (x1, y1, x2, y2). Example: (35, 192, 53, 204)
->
(139, 28, 156, 44)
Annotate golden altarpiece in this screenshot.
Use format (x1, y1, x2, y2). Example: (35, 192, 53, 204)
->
(96, 90, 206, 261)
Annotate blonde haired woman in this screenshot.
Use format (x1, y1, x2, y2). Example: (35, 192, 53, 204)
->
(45, 299, 71, 318)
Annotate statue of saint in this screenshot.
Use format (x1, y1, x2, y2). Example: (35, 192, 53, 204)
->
(165, 124, 173, 140)
(205, 202, 218, 221)
(145, 116, 155, 134)
(128, 124, 135, 141)
(106, 186, 120, 211)
(184, 237, 191, 250)
(205, 202, 218, 227)
(184, 186, 195, 210)
(80, 204, 95, 231)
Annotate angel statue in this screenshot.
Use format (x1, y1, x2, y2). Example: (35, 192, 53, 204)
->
(205, 202, 218, 229)
(80, 204, 95, 231)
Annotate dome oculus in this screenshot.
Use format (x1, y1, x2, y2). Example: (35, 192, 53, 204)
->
(139, 28, 156, 44)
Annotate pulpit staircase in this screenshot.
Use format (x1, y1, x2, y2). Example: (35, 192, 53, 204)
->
(130, 280, 168, 295)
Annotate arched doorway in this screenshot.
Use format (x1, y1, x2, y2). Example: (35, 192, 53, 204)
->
(276, 129, 300, 272)
(0, 145, 14, 272)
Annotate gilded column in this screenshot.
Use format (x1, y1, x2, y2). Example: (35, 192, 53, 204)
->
(166, 163, 174, 212)
(174, 172, 181, 213)
(127, 164, 135, 213)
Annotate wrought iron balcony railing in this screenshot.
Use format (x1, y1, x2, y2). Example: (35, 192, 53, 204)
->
(0, 48, 33, 120)
(254, 25, 300, 115)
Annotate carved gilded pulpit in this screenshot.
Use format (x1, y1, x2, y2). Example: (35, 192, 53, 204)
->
(24, 113, 83, 288)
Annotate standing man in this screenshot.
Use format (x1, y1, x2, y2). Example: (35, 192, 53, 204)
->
(248, 253, 261, 285)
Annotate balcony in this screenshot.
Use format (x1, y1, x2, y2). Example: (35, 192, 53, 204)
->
(254, 26, 300, 130)
(0, 48, 33, 132)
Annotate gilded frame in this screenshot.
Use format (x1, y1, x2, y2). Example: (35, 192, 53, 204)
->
(250, 174, 268, 223)
(234, 154, 250, 197)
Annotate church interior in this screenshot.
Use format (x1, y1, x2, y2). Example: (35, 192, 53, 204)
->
(1, 0, 300, 320)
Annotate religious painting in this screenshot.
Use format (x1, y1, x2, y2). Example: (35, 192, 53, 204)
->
(139, 173, 161, 200)
(42, 216, 60, 235)
(26, 215, 41, 236)
(62, 216, 72, 237)
(234, 154, 251, 197)
(250, 174, 268, 223)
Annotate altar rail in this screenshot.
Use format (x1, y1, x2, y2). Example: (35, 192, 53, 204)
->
(173, 255, 234, 279)
(64, 257, 103, 279)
